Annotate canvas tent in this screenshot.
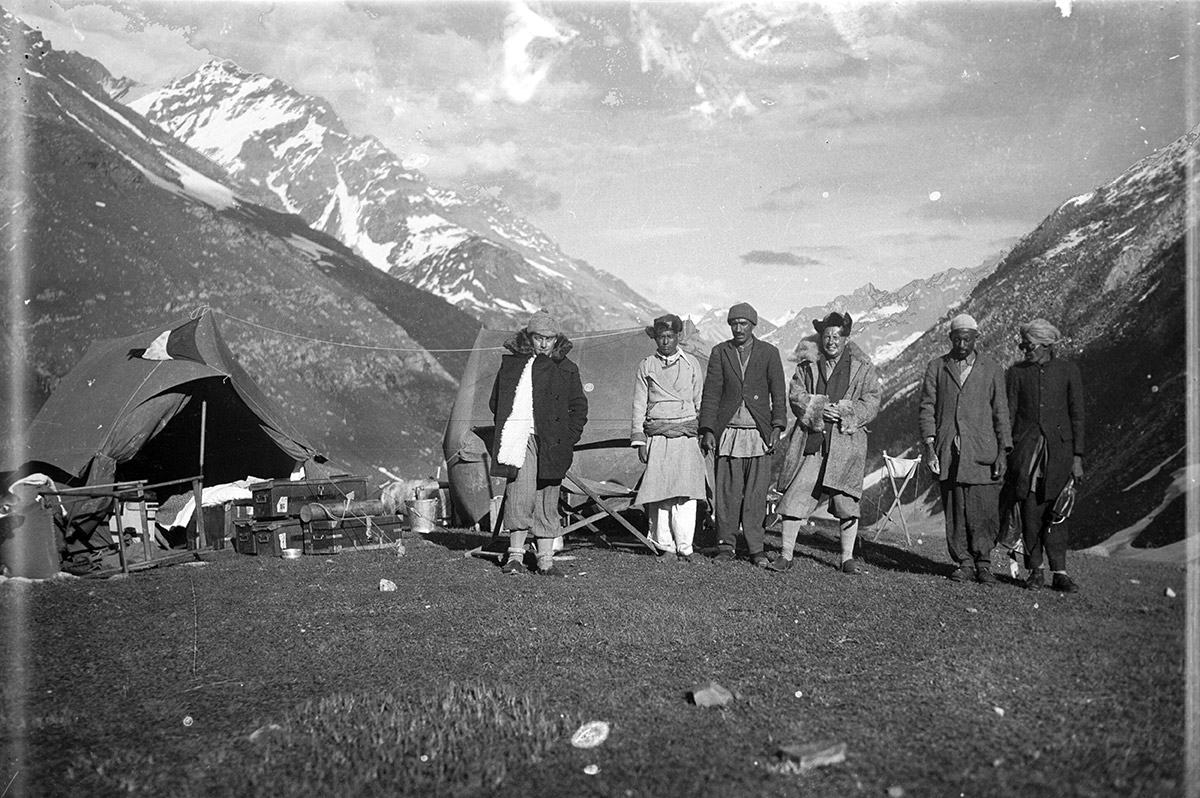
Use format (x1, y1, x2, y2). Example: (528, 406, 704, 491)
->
(442, 326, 708, 528)
(11, 311, 322, 550)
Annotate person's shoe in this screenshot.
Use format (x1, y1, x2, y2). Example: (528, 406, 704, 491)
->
(948, 566, 972, 583)
(751, 554, 769, 569)
(677, 552, 694, 563)
(712, 549, 736, 563)
(976, 568, 997, 586)
(1051, 573, 1079, 593)
(1023, 570, 1045, 590)
(840, 558, 863, 575)
(767, 556, 793, 573)
(537, 566, 567, 578)
(500, 558, 523, 575)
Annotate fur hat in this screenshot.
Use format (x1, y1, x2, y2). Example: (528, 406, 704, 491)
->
(813, 311, 852, 336)
(645, 313, 684, 338)
(525, 310, 560, 337)
(727, 302, 758, 326)
(950, 313, 978, 332)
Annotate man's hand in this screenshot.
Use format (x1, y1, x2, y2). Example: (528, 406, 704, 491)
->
(636, 445, 649, 464)
(991, 455, 1007, 481)
(701, 431, 715, 456)
(821, 402, 841, 423)
(923, 440, 940, 477)
(766, 427, 781, 454)
(1072, 455, 1084, 483)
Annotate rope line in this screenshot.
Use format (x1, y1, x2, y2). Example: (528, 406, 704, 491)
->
(209, 309, 642, 353)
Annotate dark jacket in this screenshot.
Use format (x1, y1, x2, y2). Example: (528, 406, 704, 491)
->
(1006, 356, 1085, 500)
(918, 352, 1012, 485)
(489, 330, 588, 481)
(698, 337, 787, 446)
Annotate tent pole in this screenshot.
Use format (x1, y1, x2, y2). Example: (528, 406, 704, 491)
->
(137, 481, 152, 562)
(193, 399, 207, 550)
(115, 497, 129, 574)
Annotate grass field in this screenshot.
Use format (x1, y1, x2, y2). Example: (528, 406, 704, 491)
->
(0, 519, 1187, 797)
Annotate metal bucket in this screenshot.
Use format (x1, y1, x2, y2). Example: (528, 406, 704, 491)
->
(405, 498, 438, 533)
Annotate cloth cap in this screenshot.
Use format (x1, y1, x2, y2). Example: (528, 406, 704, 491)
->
(950, 313, 978, 332)
(727, 302, 758, 326)
(525, 310, 560, 337)
(813, 311, 852, 336)
(645, 313, 684, 338)
(1020, 318, 1061, 346)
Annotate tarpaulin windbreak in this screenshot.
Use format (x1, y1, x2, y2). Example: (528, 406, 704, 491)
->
(442, 327, 708, 526)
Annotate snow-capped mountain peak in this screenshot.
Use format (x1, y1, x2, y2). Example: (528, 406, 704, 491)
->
(131, 61, 662, 331)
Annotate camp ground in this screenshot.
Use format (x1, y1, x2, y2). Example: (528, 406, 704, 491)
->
(1, 315, 714, 576)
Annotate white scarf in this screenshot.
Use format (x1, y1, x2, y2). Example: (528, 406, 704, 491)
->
(497, 356, 536, 467)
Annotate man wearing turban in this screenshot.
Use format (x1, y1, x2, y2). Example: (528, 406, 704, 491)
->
(1005, 319, 1085, 592)
(918, 313, 1013, 584)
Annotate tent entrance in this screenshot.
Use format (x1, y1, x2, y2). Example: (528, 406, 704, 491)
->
(116, 377, 297, 491)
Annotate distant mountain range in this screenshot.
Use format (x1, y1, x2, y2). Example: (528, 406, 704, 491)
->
(864, 125, 1194, 551)
(129, 60, 663, 332)
(763, 258, 1004, 365)
(1, 11, 479, 483)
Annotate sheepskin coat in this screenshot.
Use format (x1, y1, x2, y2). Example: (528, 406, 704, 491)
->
(489, 330, 588, 481)
(777, 338, 881, 500)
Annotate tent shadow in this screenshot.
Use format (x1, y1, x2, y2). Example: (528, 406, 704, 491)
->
(855, 537, 951, 577)
(422, 528, 497, 552)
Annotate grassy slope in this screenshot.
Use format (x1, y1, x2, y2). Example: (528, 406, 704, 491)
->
(0, 523, 1185, 798)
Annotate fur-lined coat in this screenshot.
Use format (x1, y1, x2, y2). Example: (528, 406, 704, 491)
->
(777, 338, 881, 500)
(489, 330, 588, 481)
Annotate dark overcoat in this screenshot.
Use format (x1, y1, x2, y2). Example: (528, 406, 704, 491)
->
(918, 352, 1012, 485)
(697, 337, 786, 445)
(489, 331, 588, 481)
(1005, 356, 1085, 500)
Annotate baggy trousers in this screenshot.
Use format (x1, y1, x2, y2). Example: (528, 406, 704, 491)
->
(1020, 493, 1068, 573)
(714, 454, 770, 557)
(939, 480, 1002, 570)
(503, 436, 561, 539)
(646, 498, 697, 556)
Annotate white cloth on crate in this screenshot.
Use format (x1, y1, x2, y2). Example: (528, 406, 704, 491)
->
(497, 356, 536, 468)
(168, 478, 266, 530)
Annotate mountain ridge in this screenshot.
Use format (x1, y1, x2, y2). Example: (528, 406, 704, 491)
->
(130, 59, 664, 332)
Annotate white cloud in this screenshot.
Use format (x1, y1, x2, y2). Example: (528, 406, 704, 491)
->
(497, 1, 577, 104)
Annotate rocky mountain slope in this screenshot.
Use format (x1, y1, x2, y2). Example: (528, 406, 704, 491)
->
(863, 126, 1194, 550)
(1, 11, 479, 483)
(129, 60, 663, 332)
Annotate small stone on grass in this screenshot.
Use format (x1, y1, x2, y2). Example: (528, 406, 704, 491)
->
(690, 680, 733, 707)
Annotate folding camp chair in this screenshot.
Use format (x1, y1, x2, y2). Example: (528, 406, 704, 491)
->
(871, 450, 921, 545)
(561, 471, 657, 555)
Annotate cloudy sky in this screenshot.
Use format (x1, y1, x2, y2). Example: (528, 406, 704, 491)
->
(15, 0, 1199, 322)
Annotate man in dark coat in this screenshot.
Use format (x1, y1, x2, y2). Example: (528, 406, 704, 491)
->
(490, 310, 588, 576)
(1006, 318, 1085, 592)
(699, 302, 786, 565)
(918, 313, 1012, 584)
